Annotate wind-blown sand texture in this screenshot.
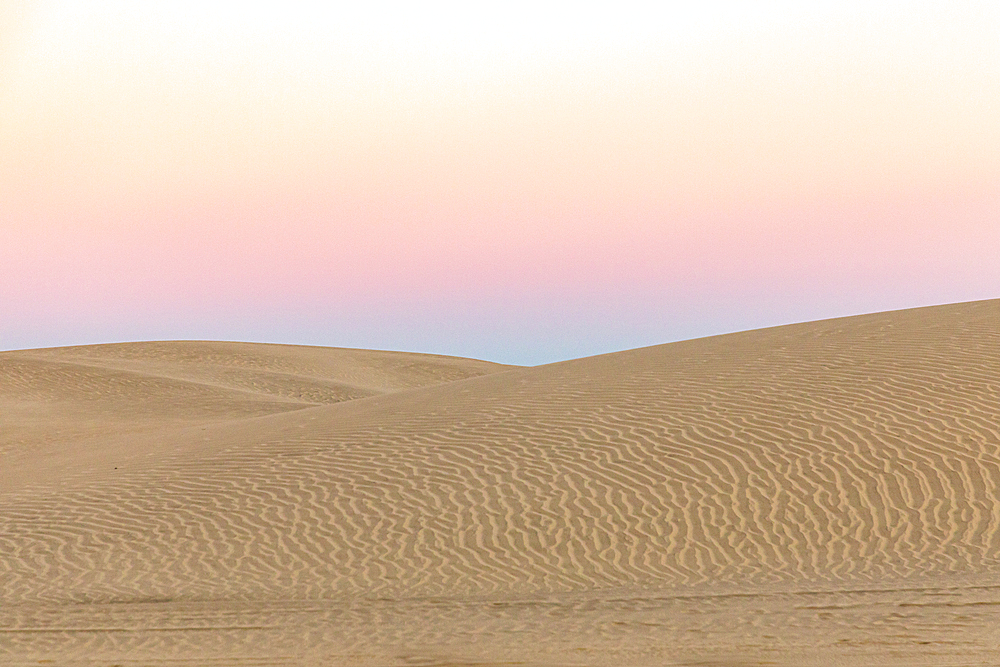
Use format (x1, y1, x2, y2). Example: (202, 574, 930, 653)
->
(4, 301, 1000, 666)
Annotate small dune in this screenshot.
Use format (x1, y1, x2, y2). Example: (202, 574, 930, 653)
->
(0, 342, 512, 492)
(3, 301, 1000, 666)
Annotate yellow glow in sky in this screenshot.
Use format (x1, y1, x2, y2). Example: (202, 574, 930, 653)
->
(3, 0, 998, 215)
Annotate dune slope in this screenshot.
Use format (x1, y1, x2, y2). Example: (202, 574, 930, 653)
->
(4, 301, 1000, 665)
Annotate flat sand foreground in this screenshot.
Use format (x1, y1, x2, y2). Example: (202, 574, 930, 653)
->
(3, 301, 1000, 665)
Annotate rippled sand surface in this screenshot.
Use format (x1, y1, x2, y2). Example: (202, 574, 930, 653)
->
(4, 301, 1000, 665)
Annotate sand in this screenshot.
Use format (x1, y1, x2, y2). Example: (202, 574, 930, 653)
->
(3, 301, 1000, 665)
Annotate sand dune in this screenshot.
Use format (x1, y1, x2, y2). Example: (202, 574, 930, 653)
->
(0, 342, 510, 492)
(4, 301, 1000, 665)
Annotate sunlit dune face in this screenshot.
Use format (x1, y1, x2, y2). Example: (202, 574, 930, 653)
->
(1, 1, 999, 361)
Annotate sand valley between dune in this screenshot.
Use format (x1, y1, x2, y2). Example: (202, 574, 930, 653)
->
(4, 301, 1000, 665)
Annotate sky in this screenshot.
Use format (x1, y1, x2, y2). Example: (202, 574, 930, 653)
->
(1, 1, 998, 365)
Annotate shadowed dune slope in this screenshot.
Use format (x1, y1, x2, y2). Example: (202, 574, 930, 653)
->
(4, 300, 1000, 607)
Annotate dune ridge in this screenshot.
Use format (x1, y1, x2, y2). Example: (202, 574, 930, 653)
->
(4, 301, 1000, 665)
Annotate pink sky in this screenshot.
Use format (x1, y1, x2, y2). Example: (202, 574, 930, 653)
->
(2, 1, 999, 363)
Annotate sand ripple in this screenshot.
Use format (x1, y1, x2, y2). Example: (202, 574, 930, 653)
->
(4, 301, 1000, 606)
